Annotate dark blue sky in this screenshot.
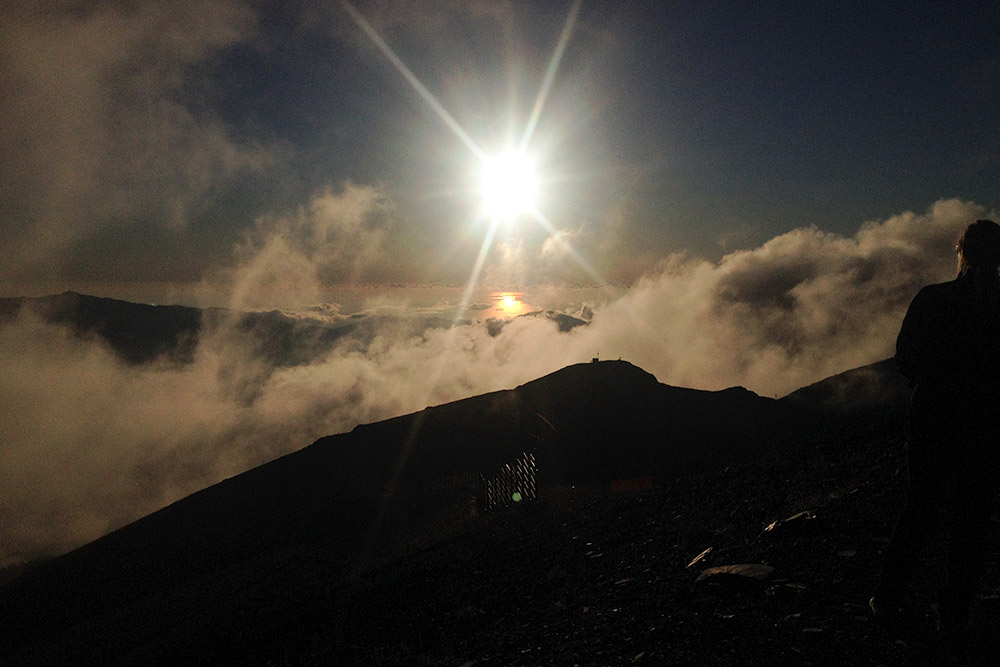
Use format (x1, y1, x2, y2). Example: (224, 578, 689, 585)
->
(1, 0, 997, 294)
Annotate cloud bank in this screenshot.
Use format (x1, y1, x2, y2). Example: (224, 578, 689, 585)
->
(0, 195, 993, 568)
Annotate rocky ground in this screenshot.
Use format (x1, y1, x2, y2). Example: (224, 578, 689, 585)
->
(12, 430, 1000, 666)
(277, 431, 1000, 666)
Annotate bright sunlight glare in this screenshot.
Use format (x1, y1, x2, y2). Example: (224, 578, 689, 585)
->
(479, 150, 538, 222)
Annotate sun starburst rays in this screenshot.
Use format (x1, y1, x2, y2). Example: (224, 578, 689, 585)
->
(341, 0, 601, 290)
(520, 0, 582, 153)
(338, 0, 605, 549)
(341, 0, 605, 323)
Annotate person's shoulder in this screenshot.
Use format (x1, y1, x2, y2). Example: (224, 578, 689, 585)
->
(904, 281, 960, 316)
(914, 280, 960, 300)
(920, 279, 958, 292)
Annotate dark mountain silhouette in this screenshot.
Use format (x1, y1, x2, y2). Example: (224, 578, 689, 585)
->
(0, 354, 923, 665)
(0, 291, 205, 364)
(781, 358, 911, 437)
(0, 291, 372, 368)
(486, 309, 588, 336)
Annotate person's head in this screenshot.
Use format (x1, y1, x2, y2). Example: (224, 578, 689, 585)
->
(957, 219, 1000, 276)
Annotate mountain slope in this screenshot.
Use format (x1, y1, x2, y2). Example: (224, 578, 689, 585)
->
(780, 357, 910, 435)
(1, 360, 808, 659)
(0, 356, 918, 665)
(297, 429, 1000, 667)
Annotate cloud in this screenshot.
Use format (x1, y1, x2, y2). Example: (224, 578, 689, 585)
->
(218, 182, 391, 311)
(0, 196, 993, 568)
(579, 198, 990, 395)
(0, 313, 246, 565)
(540, 228, 579, 259)
(0, 0, 276, 282)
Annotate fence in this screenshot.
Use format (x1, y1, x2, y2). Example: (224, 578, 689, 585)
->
(481, 449, 537, 512)
(414, 448, 538, 513)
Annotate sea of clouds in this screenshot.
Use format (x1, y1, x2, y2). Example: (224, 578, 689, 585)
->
(1, 192, 993, 568)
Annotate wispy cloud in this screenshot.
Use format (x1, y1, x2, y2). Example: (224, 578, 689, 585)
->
(218, 182, 391, 311)
(0, 1, 276, 282)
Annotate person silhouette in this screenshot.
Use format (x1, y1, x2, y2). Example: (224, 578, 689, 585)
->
(872, 219, 1000, 631)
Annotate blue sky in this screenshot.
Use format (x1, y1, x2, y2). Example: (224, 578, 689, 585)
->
(2, 0, 997, 295)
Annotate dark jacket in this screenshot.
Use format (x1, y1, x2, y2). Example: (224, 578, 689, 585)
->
(896, 273, 1000, 439)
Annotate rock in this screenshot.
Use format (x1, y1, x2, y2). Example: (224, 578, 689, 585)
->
(686, 546, 713, 568)
(696, 563, 776, 583)
(762, 510, 819, 538)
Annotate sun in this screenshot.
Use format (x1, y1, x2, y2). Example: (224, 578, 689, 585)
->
(478, 150, 538, 222)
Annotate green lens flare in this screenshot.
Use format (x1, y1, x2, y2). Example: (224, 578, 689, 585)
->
(512, 492, 522, 502)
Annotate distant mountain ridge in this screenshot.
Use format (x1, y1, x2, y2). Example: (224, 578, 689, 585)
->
(0, 355, 910, 662)
(0, 291, 359, 366)
(0, 291, 205, 364)
(0, 292, 586, 368)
